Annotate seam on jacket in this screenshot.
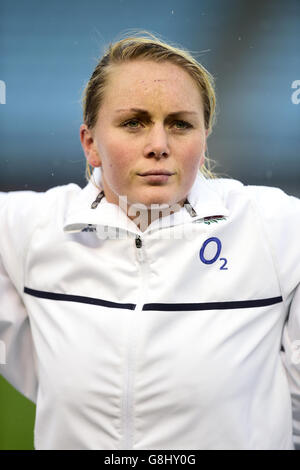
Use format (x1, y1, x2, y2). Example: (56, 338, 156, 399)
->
(23, 287, 136, 310)
(23, 287, 282, 311)
(143, 296, 283, 310)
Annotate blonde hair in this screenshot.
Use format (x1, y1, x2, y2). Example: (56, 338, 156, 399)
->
(82, 30, 218, 189)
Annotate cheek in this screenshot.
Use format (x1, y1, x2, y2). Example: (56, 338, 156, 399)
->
(104, 142, 130, 169)
(102, 142, 136, 185)
(180, 140, 204, 171)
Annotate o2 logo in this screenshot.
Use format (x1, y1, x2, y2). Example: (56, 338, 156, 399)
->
(199, 237, 228, 270)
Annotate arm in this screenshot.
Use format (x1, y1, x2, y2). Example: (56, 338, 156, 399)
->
(0, 253, 38, 402)
(281, 284, 300, 450)
(0, 192, 38, 403)
(246, 185, 300, 450)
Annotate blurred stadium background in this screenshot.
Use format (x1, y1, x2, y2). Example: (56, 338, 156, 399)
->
(0, 0, 299, 450)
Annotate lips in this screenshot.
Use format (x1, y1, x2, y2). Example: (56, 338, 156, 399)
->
(137, 170, 175, 184)
(138, 169, 175, 176)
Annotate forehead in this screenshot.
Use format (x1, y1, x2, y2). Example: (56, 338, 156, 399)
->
(102, 60, 202, 109)
(109, 59, 193, 81)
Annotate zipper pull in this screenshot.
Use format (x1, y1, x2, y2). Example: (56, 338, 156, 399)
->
(135, 235, 142, 248)
(135, 236, 145, 262)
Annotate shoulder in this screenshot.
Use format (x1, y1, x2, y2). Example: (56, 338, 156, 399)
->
(0, 183, 81, 289)
(0, 181, 81, 209)
(209, 177, 300, 296)
(0, 182, 81, 244)
(0, 182, 81, 225)
(208, 177, 300, 218)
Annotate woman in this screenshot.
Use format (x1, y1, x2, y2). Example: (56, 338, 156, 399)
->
(0, 32, 299, 450)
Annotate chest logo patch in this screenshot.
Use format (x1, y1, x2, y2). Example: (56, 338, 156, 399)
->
(199, 237, 228, 270)
(204, 215, 227, 225)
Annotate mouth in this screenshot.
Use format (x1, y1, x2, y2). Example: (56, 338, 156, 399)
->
(137, 170, 175, 184)
(137, 169, 175, 176)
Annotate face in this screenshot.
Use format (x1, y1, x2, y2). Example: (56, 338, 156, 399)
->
(80, 60, 208, 211)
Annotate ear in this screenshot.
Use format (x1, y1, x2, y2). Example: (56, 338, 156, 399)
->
(79, 124, 101, 167)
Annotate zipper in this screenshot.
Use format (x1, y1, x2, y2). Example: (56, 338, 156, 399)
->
(135, 235, 142, 248)
(122, 234, 147, 450)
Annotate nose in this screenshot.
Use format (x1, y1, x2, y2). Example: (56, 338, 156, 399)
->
(143, 123, 170, 159)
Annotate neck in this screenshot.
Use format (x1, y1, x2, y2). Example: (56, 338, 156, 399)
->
(126, 199, 185, 232)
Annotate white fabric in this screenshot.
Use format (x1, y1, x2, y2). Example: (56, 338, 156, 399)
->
(0, 169, 299, 450)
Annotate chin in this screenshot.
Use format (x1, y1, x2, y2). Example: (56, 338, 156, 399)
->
(137, 197, 181, 211)
(144, 187, 180, 205)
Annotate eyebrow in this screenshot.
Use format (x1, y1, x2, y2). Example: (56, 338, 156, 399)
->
(115, 108, 198, 116)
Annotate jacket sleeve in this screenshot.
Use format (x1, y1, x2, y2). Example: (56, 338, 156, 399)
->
(246, 185, 300, 450)
(281, 285, 300, 450)
(0, 191, 39, 403)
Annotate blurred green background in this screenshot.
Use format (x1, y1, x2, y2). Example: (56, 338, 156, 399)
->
(0, 376, 35, 450)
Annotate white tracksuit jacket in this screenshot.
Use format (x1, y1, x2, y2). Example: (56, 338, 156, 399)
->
(0, 167, 299, 450)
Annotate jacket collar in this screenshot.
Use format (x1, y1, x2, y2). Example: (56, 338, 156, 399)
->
(63, 167, 229, 235)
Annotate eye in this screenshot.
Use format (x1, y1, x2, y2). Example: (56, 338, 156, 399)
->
(122, 119, 141, 129)
(173, 120, 192, 129)
(121, 119, 193, 131)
